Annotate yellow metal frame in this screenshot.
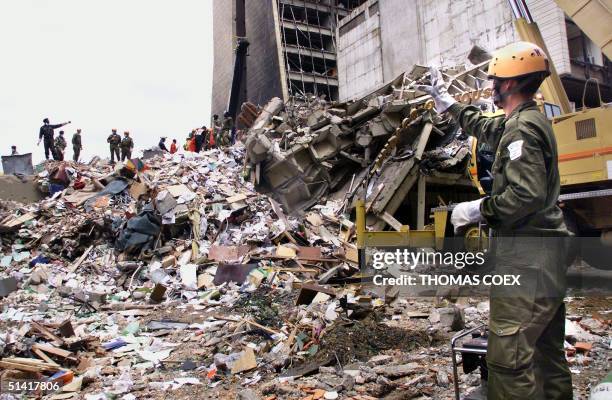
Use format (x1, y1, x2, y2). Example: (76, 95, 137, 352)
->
(356, 200, 448, 250)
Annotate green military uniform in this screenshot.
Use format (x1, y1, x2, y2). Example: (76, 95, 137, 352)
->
(107, 132, 121, 163)
(72, 132, 82, 162)
(448, 100, 572, 399)
(54, 135, 67, 161)
(120, 136, 134, 161)
(217, 116, 233, 147)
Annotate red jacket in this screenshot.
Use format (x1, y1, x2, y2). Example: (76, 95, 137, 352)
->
(170, 143, 177, 154)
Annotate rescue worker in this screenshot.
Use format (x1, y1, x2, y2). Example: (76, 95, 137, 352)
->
(54, 131, 67, 161)
(10, 146, 18, 155)
(211, 114, 221, 148)
(170, 139, 178, 154)
(107, 129, 121, 164)
(159, 137, 168, 152)
(218, 112, 233, 148)
(417, 41, 572, 399)
(72, 129, 82, 163)
(200, 125, 209, 150)
(38, 118, 70, 160)
(120, 131, 134, 161)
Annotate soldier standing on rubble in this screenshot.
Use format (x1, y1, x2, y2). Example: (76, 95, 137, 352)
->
(211, 114, 221, 148)
(38, 118, 70, 160)
(72, 129, 82, 162)
(107, 129, 121, 164)
(218, 111, 233, 148)
(54, 131, 67, 161)
(417, 41, 572, 399)
(120, 131, 134, 161)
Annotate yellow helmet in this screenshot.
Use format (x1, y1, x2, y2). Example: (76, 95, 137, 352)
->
(487, 41, 550, 79)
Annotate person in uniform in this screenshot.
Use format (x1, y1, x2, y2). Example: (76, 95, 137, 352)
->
(218, 111, 233, 148)
(54, 131, 67, 161)
(159, 137, 168, 152)
(72, 129, 83, 162)
(120, 131, 134, 161)
(418, 41, 572, 399)
(107, 129, 121, 164)
(38, 118, 70, 160)
(211, 114, 221, 148)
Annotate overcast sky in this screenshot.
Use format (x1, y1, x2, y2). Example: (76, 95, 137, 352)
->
(0, 0, 213, 166)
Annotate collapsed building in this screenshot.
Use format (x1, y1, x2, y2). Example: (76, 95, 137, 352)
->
(243, 62, 493, 231)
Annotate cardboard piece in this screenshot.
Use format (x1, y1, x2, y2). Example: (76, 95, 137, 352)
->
(231, 347, 257, 374)
(213, 263, 259, 286)
(208, 245, 250, 263)
(296, 283, 336, 305)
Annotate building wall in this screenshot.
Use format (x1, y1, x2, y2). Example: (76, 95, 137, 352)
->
(419, 0, 517, 67)
(211, 0, 235, 119)
(379, 0, 422, 82)
(525, 0, 571, 75)
(337, 1, 384, 101)
(244, 0, 282, 108)
(211, 0, 282, 120)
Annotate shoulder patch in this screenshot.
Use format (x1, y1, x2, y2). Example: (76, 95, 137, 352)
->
(507, 140, 523, 161)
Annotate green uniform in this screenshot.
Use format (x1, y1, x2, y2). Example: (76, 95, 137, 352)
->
(120, 136, 134, 161)
(107, 133, 121, 163)
(72, 133, 82, 162)
(448, 101, 572, 399)
(218, 116, 233, 147)
(54, 135, 67, 161)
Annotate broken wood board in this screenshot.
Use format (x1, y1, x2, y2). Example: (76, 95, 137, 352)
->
(32, 343, 78, 363)
(68, 245, 94, 273)
(208, 245, 250, 263)
(0, 212, 37, 233)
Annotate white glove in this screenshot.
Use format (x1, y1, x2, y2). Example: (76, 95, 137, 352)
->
(415, 66, 456, 113)
(451, 198, 483, 234)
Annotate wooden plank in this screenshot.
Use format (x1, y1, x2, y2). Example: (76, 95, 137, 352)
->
(417, 175, 426, 230)
(32, 343, 77, 362)
(377, 212, 403, 232)
(31, 322, 64, 345)
(415, 122, 433, 160)
(68, 245, 93, 273)
(32, 348, 60, 366)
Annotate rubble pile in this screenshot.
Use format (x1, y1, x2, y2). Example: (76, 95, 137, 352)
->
(242, 64, 492, 222)
(0, 64, 610, 399)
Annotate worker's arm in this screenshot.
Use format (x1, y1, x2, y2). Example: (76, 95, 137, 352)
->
(39, 127, 44, 140)
(447, 103, 505, 147)
(480, 121, 548, 229)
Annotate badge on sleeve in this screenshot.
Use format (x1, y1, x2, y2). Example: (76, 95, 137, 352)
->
(507, 140, 523, 161)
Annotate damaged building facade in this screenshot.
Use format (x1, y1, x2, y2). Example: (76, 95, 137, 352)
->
(336, 0, 611, 107)
(212, 0, 611, 115)
(211, 0, 368, 118)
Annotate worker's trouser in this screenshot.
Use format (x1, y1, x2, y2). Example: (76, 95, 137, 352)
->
(110, 146, 120, 163)
(55, 149, 65, 161)
(44, 139, 56, 160)
(486, 236, 572, 400)
(121, 148, 131, 161)
(73, 147, 80, 162)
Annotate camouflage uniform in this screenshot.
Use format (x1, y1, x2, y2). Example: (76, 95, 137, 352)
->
(217, 116, 233, 147)
(120, 136, 134, 161)
(54, 135, 67, 161)
(448, 100, 572, 399)
(107, 132, 121, 163)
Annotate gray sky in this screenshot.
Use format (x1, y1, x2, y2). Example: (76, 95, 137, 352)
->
(0, 0, 213, 166)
